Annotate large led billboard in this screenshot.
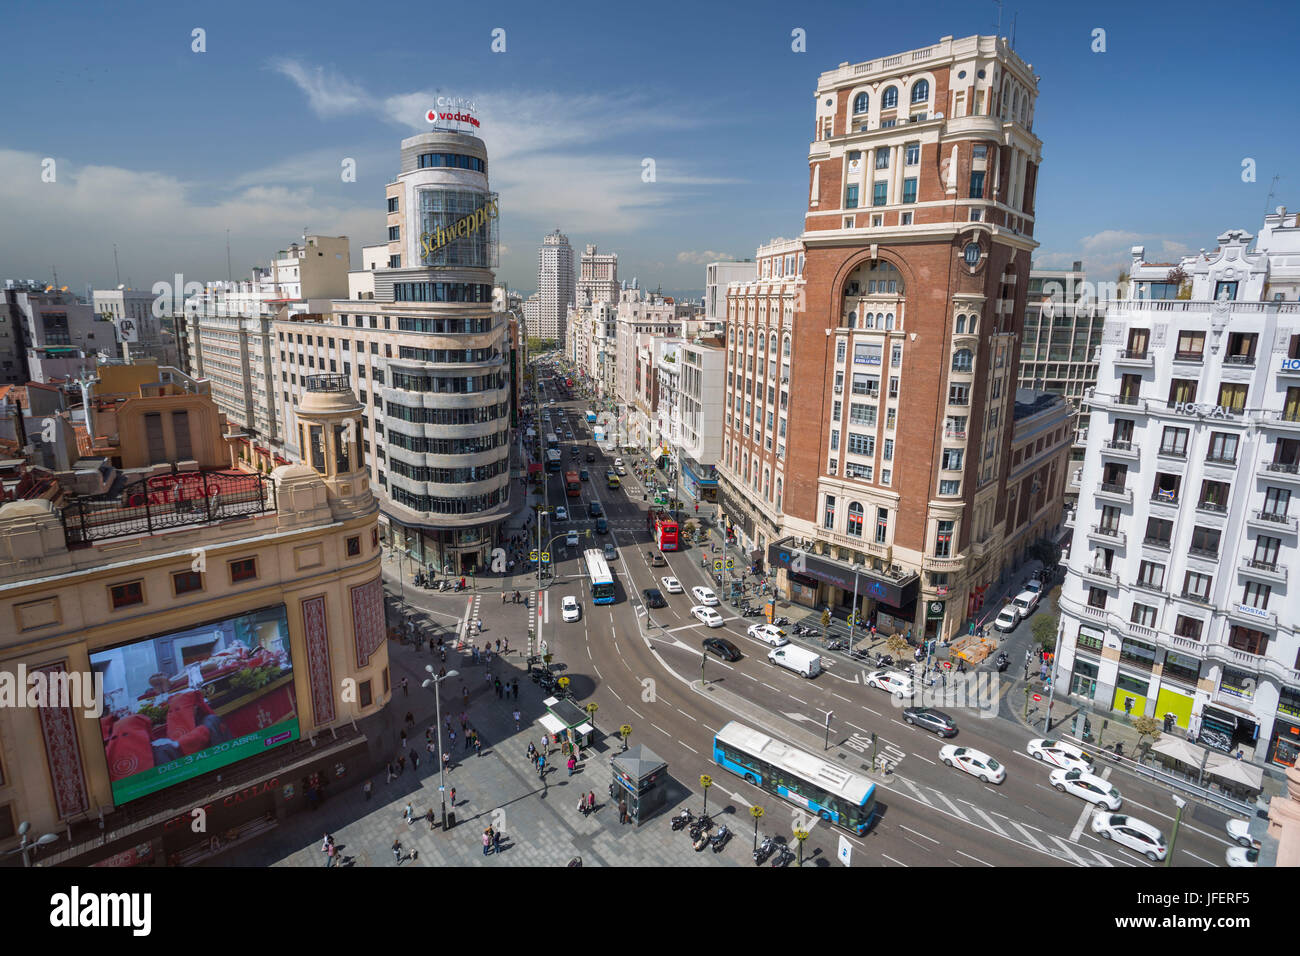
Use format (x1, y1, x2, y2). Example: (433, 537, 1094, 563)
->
(91, 604, 299, 804)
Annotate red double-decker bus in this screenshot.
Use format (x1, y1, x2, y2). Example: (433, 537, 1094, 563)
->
(565, 471, 582, 497)
(655, 515, 679, 552)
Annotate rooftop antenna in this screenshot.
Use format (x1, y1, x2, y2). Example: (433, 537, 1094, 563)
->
(1264, 174, 1283, 218)
(1010, 12, 1017, 48)
(113, 243, 121, 286)
(226, 229, 233, 284)
(993, 0, 1003, 34)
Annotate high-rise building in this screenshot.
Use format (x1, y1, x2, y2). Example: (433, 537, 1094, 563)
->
(1, 281, 107, 384)
(579, 244, 619, 306)
(92, 288, 180, 367)
(704, 260, 753, 334)
(536, 230, 575, 343)
(276, 130, 512, 576)
(1057, 209, 1300, 773)
(725, 34, 1049, 642)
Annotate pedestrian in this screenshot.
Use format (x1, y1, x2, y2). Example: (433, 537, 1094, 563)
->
(492, 828, 502, 854)
(505, 638, 511, 656)
(513, 709, 521, 730)
(618, 798, 628, 824)
(326, 840, 337, 867)
(410, 748, 420, 770)
(587, 791, 596, 812)
(502, 592, 507, 605)
(567, 754, 577, 777)
(527, 741, 536, 762)
(443, 751, 452, 774)
(464, 731, 471, 752)
(404, 801, 413, 824)
(475, 737, 483, 759)
(426, 808, 436, 831)
(483, 827, 494, 856)
(512, 679, 519, 699)
(363, 779, 373, 800)
(460, 712, 467, 730)
(401, 677, 409, 697)
(400, 731, 407, 751)
(495, 678, 503, 698)
(495, 639, 502, 654)
(392, 839, 404, 864)
(472, 646, 479, 664)
(449, 729, 456, 750)
(386, 762, 394, 784)
(405, 711, 415, 729)
(450, 787, 456, 806)
(427, 740, 436, 763)
(538, 754, 546, 778)
(397, 754, 406, 775)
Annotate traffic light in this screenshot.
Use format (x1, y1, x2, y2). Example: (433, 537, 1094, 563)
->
(820, 609, 831, 628)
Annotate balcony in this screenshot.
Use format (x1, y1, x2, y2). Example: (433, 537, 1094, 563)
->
(1088, 524, 1126, 547)
(1260, 459, 1300, 484)
(944, 429, 968, 440)
(1095, 481, 1133, 504)
(1156, 444, 1188, 461)
(1239, 556, 1288, 584)
(1261, 410, 1300, 432)
(1196, 500, 1229, 518)
(1114, 349, 1154, 368)
(1101, 439, 1139, 460)
(1203, 454, 1238, 471)
(1081, 564, 1118, 587)
(1063, 510, 1076, 529)
(1115, 393, 1143, 407)
(1172, 350, 1205, 364)
(1227, 603, 1277, 629)
(1148, 491, 1181, 510)
(1131, 578, 1167, 597)
(1141, 536, 1172, 551)
(969, 535, 993, 559)
(1247, 509, 1299, 534)
(1223, 354, 1257, 368)
(922, 554, 966, 573)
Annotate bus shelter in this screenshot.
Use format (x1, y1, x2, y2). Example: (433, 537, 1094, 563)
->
(608, 745, 668, 826)
(541, 695, 595, 749)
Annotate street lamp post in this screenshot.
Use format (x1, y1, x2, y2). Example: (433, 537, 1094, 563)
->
(793, 827, 809, 867)
(1043, 615, 1065, 734)
(619, 723, 632, 752)
(422, 666, 459, 830)
(700, 774, 713, 820)
(750, 805, 765, 852)
(6, 822, 58, 867)
(849, 564, 862, 647)
(823, 710, 834, 751)
(1165, 795, 1187, 867)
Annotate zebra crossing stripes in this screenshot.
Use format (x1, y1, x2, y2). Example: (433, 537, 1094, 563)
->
(958, 799, 1009, 837)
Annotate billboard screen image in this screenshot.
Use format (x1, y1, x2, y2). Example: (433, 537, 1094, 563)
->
(91, 604, 299, 804)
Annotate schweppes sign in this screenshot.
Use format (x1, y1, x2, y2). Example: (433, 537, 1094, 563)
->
(420, 198, 500, 259)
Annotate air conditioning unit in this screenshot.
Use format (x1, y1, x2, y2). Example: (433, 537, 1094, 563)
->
(833, 384, 843, 394)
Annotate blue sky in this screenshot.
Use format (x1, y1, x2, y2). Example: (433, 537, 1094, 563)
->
(2, 0, 1296, 298)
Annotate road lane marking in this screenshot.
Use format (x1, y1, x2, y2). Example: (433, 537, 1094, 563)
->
(679, 741, 699, 755)
(898, 825, 939, 844)
(928, 791, 970, 821)
(1008, 820, 1049, 852)
(1068, 800, 1093, 841)
(832, 693, 852, 703)
(676, 709, 698, 721)
(593, 666, 602, 679)
(959, 800, 1008, 836)
(912, 753, 937, 766)
(761, 682, 781, 692)
(881, 854, 909, 867)
(845, 721, 869, 734)
(789, 695, 808, 705)
(609, 687, 620, 700)
(957, 849, 994, 867)
(893, 777, 934, 806)
(703, 725, 718, 735)
(1183, 850, 1214, 866)
(652, 723, 671, 736)
(628, 706, 642, 718)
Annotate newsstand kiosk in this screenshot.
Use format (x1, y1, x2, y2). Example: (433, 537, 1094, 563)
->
(608, 744, 668, 827)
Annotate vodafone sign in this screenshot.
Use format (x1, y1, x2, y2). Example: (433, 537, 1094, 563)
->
(426, 96, 481, 129)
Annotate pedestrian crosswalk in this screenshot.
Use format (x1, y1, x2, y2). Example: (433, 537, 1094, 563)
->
(889, 775, 1127, 867)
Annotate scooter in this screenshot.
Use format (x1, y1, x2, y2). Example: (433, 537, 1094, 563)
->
(874, 653, 895, 668)
(688, 815, 712, 840)
(770, 844, 794, 867)
(754, 835, 775, 865)
(995, 653, 1010, 672)
(692, 829, 712, 852)
(413, 572, 427, 587)
(670, 808, 694, 831)
(710, 824, 731, 853)
(825, 638, 848, 652)
(773, 616, 791, 627)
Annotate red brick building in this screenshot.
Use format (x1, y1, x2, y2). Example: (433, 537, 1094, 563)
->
(719, 34, 1047, 641)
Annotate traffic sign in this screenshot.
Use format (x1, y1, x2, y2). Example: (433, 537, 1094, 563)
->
(713, 559, 724, 571)
(541, 552, 551, 563)
(942, 661, 952, 669)
(1032, 693, 1042, 701)
(530, 550, 539, 561)
(838, 835, 852, 866)
(725, 558, 734, 569)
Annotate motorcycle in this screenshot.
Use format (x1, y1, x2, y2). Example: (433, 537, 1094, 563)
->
(753, 835, 775, 865)
(995, 653, 1009, 672)
(670, 808, 694, 831)
(770, 844, 794, 867)
(693, 829, 712, 852)
(773, 616, 790, 627)
(874, 653, 895, 668)
(688, 815, 712, 840)
(709, 824, 731, 853)
(413, 572, 427, 587)
(825, 638, 848, 652)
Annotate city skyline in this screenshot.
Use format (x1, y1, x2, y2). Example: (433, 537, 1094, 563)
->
(3, 0, 1296, 298)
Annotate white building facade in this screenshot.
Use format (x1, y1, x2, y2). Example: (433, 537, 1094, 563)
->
(536, 230, 575, 343)
(1058, 209, 1300, 771)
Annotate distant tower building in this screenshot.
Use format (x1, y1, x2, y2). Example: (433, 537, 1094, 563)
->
(579, 244, 620, 306)
(537, 230, 575, 343)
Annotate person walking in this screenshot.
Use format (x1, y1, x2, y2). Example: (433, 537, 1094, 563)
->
(392, 839, 404, 864)
(442, 751, 452, 774)
(396, 754, 406, 776)
(426, 808, 436, 831)
(492, 828, 502, 854)
(482, 828, 494, 856)
(404, 802, 414, 825)
(363, 779, 372, 801)
(512, 678, 519, 700)
(567, 754, 577, 777)
(326, 840, 337, 868)
(513, 709, 521, 731)
(386, 762, 395, 784)
(401, 677, 409, 697)
(475, 737, 483, 759)
(410, 748, 420, 771)
(463, 730, 471, 752)
(587, 791, 596, 813)
(502, 592, 507, 605)
(448, 729, 456, 750)
(618, 798, 628, 825)
(495, 639, 502, 655)
(538, 753, 546, 778)
(450, 787, 456, 807)
(400, 731, 407, 752)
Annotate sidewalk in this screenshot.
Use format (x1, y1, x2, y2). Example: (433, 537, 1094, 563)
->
(214, 621, 738, 868)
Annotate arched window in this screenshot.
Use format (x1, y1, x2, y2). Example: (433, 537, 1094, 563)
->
(885, 313, 894, 330)
(847, 502, 864, 537)
(775, 477, 783, 511)
(783, 335, 791, 357)
(769, 333, 777, 354)
(881, 86, 898, 110)
(758, 333, 766, 354)
(847, 310, 857, 328)
(747, 330, 754, 348)
(853, 92, 869, 114)
(952, 348, 974, 372)
(968, 315, 978, 334)
(864, 313, 874, 329)
(911, 79, 929, 104)
(955, 314, 966, 334)
(763, 468, 770, 498)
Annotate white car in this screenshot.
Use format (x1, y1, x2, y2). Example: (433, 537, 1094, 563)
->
(1023, 578, 1044, 596)
(994, 606, 1020, 632)
(1091, 811, 1167, 862)
(691, 586, 719, 606)
(746, 624, 789, 647)
(691, 605, 724, 628)
(865, 670, 914, 698)
(661, 576, 683, 594)
(1011, 590, 1040, 618)
(554, 506, 568, 521)
(939, 745, 1006, 785)
(1027, 738, 1095, 772)
(614, 458, 624, 468)
(1226, 818, 1255, 847)
(1049, 768, 1122, 810)
(1225, 844, 1260, 867)
(561, 596, 581, 623)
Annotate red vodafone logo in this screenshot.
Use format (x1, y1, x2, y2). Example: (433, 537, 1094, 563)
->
(426, 109, 437, 123)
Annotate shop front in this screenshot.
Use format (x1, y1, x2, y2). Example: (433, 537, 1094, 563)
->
(1267, 709, 1300, 768)
(682, 456, 719, 503)
(1199, 698, 1260, 756)
(766, 538, 919, 626)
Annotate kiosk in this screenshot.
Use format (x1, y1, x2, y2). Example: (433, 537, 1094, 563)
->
(540, 696, 596, 750)
(608, 744, 668, 827)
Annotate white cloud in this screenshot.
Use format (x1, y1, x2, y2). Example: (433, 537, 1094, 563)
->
(676, 250, 735, 264)
(1079, 229, 1145, 251)
(271, 60, 370, 117)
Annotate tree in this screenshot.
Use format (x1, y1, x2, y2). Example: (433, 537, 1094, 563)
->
(1132, 715, 1162, 756)
(1166, 266, 1192, 300)
(1031, 614, 1059, 653)
(886, 634, 910, 660)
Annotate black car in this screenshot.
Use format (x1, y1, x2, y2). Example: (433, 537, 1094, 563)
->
(586, 452, 596, 463)
(642, 588, 667, 609)
(902, 707, 957, 737)
(589, 500, 603, 517)
(703, 637, 742, 662)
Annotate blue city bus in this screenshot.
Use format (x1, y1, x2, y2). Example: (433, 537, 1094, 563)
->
(545, 449, 562, 472)
(712, 721, 877, 835)
(586, 410, 598, 424)
(582, 549, 616, 604)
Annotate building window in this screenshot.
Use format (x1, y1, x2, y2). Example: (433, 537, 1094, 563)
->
(1137, 561, 1165, 590)
(172, 570, 203, 595)
(1131, 603, 1157, 628)
(388, 226, 400, 241)
(1159, 426, 1189, 457)
(941, 448, 963, 470)
(902, 178, 917, 204)
(939, 479, 960, 495)
(230, 557, 258, 583)
(847, 502, 864, 537)
(1206, 432, 1239, 464)
(1174, 615, 1203, 641)
(1217, 382, 1248, 413)
(1175, 330, 1205, 360)
(1182, 570, 1213, 603)
(853, 92, 869, 113)
(875, 508, 889, 543)
(1214, 281, 1239, 301)
(969, 171, 985, 199)
(881, 86, 898, 109)
(1228, 626, 1269, 656)
(1087, 587, 1108, 609)
(845, 184, 859, 209)
(872, 182, 888, 206)
(346, 536, 362, 557)
(387, 197, 399, 212)
(934, 520, 954, 557)
(905, 142, 920, 166)
(388, 255, 401, 268)
(109, 581, 144, 609)
(911, 79, 929, 103)
(900, 212, 912, 226)
(823, 495, 836, 529)
(359, 680, 373, 708)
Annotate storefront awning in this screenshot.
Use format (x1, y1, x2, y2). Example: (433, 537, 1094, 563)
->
(1203, 754, 1263, 790)
(1150, 736, 1208, 768)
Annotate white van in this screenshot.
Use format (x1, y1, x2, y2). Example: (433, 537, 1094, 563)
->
(1011, 590, 1040, 617)
(768, 645, 822, 678)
